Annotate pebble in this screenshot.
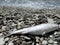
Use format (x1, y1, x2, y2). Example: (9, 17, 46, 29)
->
(48, 44, 52, 45)
(5, 38, 9, 41)
(11, 23, 16, 27)
(53, 41, 58, 45)
(36, 43, 40, 45)
(56, 32, 60, 35)
(21, 36, 31, 40)
(0, 37, 5, 45)
(47, 18, 55, 23)
(49, 35, 54, 38)
(49, 35, 55, 40)
(53, 41, 58, 44)
(0, 6, 60, 45)
(9, 42, 13, 45)
(42, 40, 48, 45)
(22, 41, 27, 45)
(48, 39, 54, 44)
(36, 37, 40, 42)
(54, 32, 58, 35)
(0, 33, 3, 36)
(40, 37, 44, 41)
(2, 26, 6, 30)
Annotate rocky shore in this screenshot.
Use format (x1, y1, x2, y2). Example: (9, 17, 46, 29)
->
(0, 6, 60, 45)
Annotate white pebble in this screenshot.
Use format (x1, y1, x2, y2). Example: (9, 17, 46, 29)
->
(36, 43, 40, 45)
(47, 18, 54, 23)
(0, 37, 5, 45)
(54, 32, 58, 35)
(48, 39, 54, 43)
(40, 37, 44, 41)
(5, 38, 9, 41)
(54, 41, 58, 44)
(0, 33, 3, 36)
(48, 44, 52, 45)
(2, 26, 6, 30)
(49, 35, 53, 38)
(9, 42, 13, 45)
(42, 40, 48, 45)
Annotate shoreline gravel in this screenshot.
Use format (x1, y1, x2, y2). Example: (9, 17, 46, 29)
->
(0, 6, 60, 45)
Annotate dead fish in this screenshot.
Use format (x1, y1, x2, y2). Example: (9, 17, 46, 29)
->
(4, 23, 59, 45)
(5, 23, 59, 37)
(5, 23, 59, 45)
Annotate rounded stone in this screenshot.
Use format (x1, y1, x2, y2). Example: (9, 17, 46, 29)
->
(48, 44, 52, 45)
(40, 37, 44, 41)
(48, 39, 54, 44)
(9, 42, 13, 45)
(0, 33, 3, 36)
(54, 41, 58, 44)
(5, 38, 9, 41)
(42, 40, 48, 45)
(49, 35, 54, 38)
(2, 26, 6, 30)
(0, 37, 5, 45)
(53, 41, 58, 45)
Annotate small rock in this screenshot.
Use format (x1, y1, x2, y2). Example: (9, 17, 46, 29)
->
(9, 42, 13, 45)
(23, 36, 31, 40)
(42, 40, 48, 45)
(0, 33, 3, 36)
(5, 38, 9, 41)
(36, 43, 40, 45)
(54, 41, 58, 44)
(47, 18, 55, 23)
(22, 41, 27, 45)
(0, 37, 5, 45)
(48, 39, 54, 44)
(49, 35, 54, 38)
(36, 37, 40, 43)
(40, 37, 44, 41)
(54, 32, 58, 35)
(53, 41, 58, 45)
(56, 32, 60, 35)
(2, 26, 6, 30)
(11, 23, 16, 27)
(48, 44, 52, 45)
